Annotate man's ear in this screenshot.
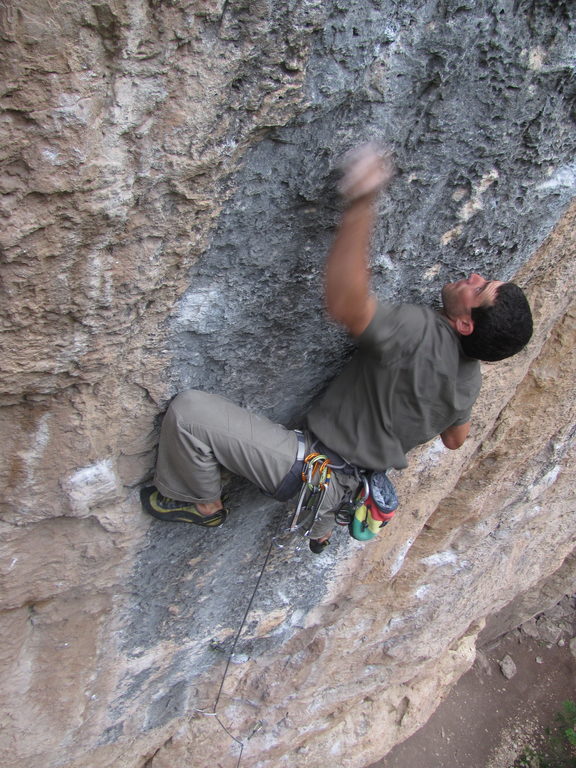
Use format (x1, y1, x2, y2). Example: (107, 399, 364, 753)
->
(455, 316, 475, 336)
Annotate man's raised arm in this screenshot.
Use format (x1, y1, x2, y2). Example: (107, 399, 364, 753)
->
(325, 146, 395, 337)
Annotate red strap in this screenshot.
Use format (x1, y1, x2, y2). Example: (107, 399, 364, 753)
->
(366, 496, 396, 522)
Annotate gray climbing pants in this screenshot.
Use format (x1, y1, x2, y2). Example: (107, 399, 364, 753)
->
(154, 389, 358, 539)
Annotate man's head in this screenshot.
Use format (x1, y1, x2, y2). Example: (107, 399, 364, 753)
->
(442, 274, 533, 362)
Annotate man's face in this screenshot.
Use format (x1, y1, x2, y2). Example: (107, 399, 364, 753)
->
(441, 273, 504, 320)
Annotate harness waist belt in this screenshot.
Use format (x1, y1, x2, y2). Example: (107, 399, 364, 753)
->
(308, 435, 360, 476)
(272, 431, 363, 503)
(272, 430, 307, 502)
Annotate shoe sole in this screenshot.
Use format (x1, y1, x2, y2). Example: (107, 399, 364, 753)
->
(140, 487, 228, 527)
(309, 537, 331, 554)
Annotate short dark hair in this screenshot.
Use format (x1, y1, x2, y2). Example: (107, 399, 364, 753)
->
(460, 282, 533, 362)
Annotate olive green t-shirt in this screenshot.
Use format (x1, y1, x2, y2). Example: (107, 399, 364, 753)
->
(305, 301, 481, 471)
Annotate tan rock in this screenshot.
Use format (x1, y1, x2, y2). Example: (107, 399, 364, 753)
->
(1, 3, 575, 768)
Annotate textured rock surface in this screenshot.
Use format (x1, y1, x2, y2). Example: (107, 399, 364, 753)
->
(1, 2, 575, 767)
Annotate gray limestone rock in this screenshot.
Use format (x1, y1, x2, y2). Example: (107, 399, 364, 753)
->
(498, 654, 518, 680)
(1, 1, 576, 767)
(535, 615, 566, 644)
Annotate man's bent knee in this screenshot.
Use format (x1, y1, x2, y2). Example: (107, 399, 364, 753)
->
(168, 389, 213, 421)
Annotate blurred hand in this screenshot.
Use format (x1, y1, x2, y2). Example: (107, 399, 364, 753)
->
(338, 143, 395, 202)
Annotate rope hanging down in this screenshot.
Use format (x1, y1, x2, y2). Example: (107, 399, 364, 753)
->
(194, 452, 340, 766)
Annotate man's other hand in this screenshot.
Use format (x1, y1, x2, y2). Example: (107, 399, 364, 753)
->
(338, 143, 395, 203)
(440, 422, 471, 450)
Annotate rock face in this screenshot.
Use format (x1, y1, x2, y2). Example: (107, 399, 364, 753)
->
(0, 2, 575, 767)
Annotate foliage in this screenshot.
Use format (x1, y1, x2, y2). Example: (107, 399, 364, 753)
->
(512, 701, 576, 768)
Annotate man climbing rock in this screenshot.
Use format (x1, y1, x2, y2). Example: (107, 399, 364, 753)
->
(140, 146, 533, 552)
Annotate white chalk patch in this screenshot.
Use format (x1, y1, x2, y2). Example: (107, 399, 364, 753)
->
(523, 504, 543, 521)
(19, 413, 52, 489)
(528, 465, 561, 500)
(440, 225, 463, 245)
(290, 609, 305, 627)
(420, 550, 458, 568)
(86, 254, 113, 305)
(417, 437, 446, 468)
(176, 288, 222, 333)
(112, 76, 168, 129)
(537, 161, 576, 191)
(42, 147, 61, 165)
(423, 263, 441, 280)
(414, 584, 432, 600)
(221, 137, 239, 154)
(457, 169, 499, 222)
(373, 251, 395, 271)
(451, 186, 468, 202)
(62, 459, 121, 516)
(477, 169, 499, 193)
(230, 653, 250, 664)
(459, 198, 483, 222)
(390, 537, 415, 577)
(528, 46, 546, 70)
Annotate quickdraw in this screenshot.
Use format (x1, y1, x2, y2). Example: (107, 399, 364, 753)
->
(289, 452, 333, 533)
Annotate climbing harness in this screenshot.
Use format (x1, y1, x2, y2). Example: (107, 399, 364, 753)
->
(287, 438, 400, 543)
(271, 430, 307, 502)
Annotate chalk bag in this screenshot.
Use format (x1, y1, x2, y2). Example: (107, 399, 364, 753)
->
(350, 471, 399, 542)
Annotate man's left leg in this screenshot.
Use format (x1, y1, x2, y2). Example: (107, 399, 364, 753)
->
(141, 390, 300, 526)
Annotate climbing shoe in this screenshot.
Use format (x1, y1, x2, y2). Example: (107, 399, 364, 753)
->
(309, 537, 331, 554)
(140, 486, 228, 527)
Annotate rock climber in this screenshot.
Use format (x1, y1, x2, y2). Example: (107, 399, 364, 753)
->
(140, 146, 533, 553)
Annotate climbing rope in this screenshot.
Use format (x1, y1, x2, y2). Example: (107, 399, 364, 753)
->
(193, 532, 279, 768)
(192, 452, 340, 765)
